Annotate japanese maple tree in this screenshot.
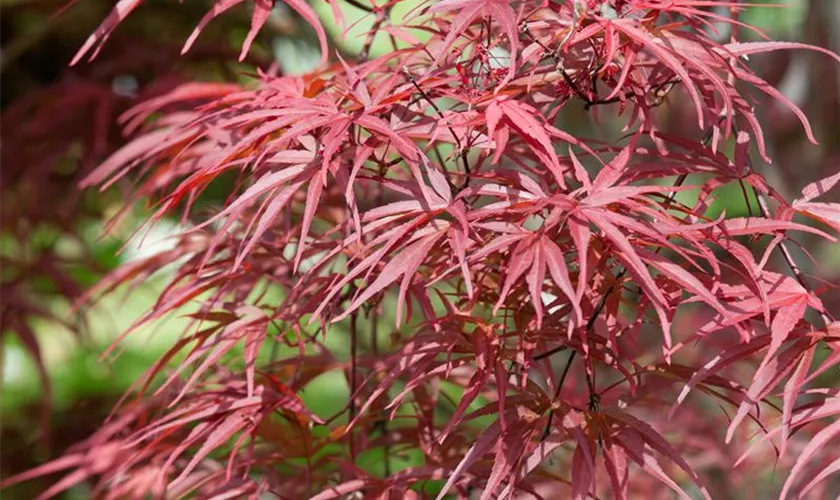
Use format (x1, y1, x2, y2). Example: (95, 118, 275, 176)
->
(4, 0, 840, 498)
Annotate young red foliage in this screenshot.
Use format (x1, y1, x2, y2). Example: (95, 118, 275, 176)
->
(4, 0, 840, 499)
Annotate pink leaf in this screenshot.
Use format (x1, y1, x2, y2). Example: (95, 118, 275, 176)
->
(603, 441, 629, 500)
(434, 420, 503, 500)
(308, 480, 370, 500)
(181, 0, 245, 54)
(781, 347, 814, 457)
(795, 171, 840, 204)
(780, 418, 840, 500)
(585, 209, 672, 350)
(337, 232, 443, 324)
(592, 138, 636, 192)
(493, 237, 536, 315)
(542, 237, 583, 331)
(722, 41, 840, 65)
(71, 0, 144, 65)
(571, 443, 594, 500)
(612, 412, 711, 500)
(478, 419, 536, 500)
(719, 217, 835, 241)
(758, 298, 807, 375)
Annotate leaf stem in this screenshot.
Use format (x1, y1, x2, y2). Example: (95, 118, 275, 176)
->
(342, 0, 375, 13)
(540, 349, 576, 442)
(755, 193, 833, 326)
(359, 9, 387, 62)
(402, 68, 472, 192)
(349, 308, 359, 462)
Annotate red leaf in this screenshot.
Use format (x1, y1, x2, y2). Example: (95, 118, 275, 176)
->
(781, 346, 814, 457)
(337, 231, 444, 324)
(478, 418, 537, 500)
(493, 237, 536, 315)
(718, 217, 835, 241)
(591, 138, 635, 192)
(613, 22, 704, 127)
(758, 297, 808, 375)
(603, 440, 629, 500)
(434, 419, 503, 500)
(722, 41, 840, 65)
(780, 418, 840, 500)
(181, 0, 247, 55)
(795, 171, 840, 203)
(611, 412, 711, 500)
(571, 443, 594, 500)
(542, 237, 583, 332)
(308, 480, 370, 500)
(584, 208, 672, 351)
(71, 0, 144, 65)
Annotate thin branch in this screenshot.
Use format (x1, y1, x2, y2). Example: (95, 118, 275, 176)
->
(539, 281, 616, 441)
(359, 9, 387, 62)
(520, 23, 681, 110)
(533, 344, 567, 361)
(343, 0, 375, 13)
(755, 193, 833, 326)
(402, 67, 472, 192)
(540, 349, 576, 441)
(734, 120, 833, 328)
(533, 118, 714, 440)
(349, 308, 359, 461)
